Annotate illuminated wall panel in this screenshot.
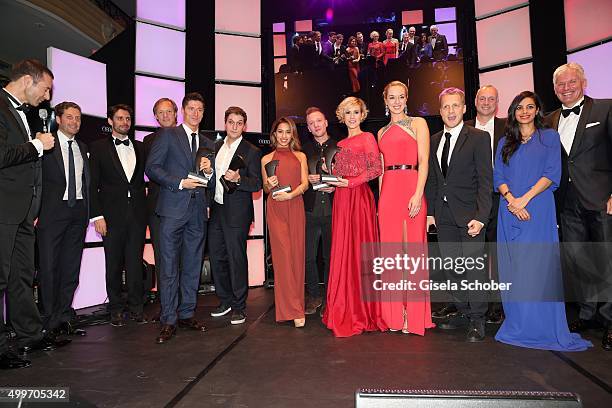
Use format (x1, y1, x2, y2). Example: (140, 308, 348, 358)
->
(215, 0, 261, 35)
(135, 75, 185, 127)
(475, 0, 528, 18)
(135, 22, 186, 80)
(215, 34, 262, 84)
(568, 42, 612, 98)
(72, 247, 107, 309)
(294, 20, 312, 33)
(273, 34, 287, 57)
(247, 239, 265, 286)
(136, 0, 185, 29)
(564, 0, 612, 50)
(479, 63, 534, 117)
(402, 10, 423, 25)
(435, 7, 456, 22)
(476, 7, 532, 68)
(215, 84, 262, 132)
(436, 22, 457, 44)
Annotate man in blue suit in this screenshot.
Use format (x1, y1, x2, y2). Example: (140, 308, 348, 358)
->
(146, 92, 214, 344)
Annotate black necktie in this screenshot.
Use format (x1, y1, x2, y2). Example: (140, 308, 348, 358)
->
(67, 140, 76, 207)
(561, 100, 584, 118)
(114, 138, 129, 146)
(441, 132, 451, 177)
(191, 132, 197, 170)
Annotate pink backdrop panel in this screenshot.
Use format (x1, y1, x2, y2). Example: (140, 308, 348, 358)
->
(135, 75, 184, 128)
(215, 34, 262, 83)
(564, 0, 612, 51)
(568, 42, 612, 99)
(294, 20, 312, 33)
(215, 0, 261, 35)
(215, 84, 262, 132)
(476, 6, 532, 68)
(247, 239, 265, 286)
(47, 47, 107, 118)
(402, 10, 423, 25)
(136, 0, 185, 29)
(274, 58, 288, 73)
(135, 22, 185, 80)
(479, 63, 534, 118)
(72, 247, 107, 309)
(475, 0, 528, 18)
(273, 34, 287, 57)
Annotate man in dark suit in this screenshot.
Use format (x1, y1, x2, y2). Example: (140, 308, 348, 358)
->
(546, 62, 612, 350)
(90, 104, 147, 327)
(142, 97, 178, 322)
(0, 59, 69, 369)
(37, 102, 89, 337)
(302, 107, 336, 316)
(209, 106, 262, 325)
(398, 31, 417, 67)
(426, 87, 492, 342)
(464, 85, 507, 325)
(146, 92, 214, 343)
(330, 34, 347, 67)
(428, 25, 448, 61)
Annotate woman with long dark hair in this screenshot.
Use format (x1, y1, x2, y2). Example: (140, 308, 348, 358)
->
(493, 91, 591, 351)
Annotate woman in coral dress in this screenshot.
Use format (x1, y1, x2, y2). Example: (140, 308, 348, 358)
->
(346, 36, 361, 93)
(262, 117, 310, 328)
(323, 97, 387, 337)
(382, 28, 399, 65)
(378, 81, 435, 335)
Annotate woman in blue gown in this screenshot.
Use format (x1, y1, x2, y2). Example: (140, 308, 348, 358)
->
(493, 91, 591, 351)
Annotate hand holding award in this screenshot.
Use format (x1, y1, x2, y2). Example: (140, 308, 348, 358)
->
(220, 154, 246, 194)
(265, 160, 292, 198)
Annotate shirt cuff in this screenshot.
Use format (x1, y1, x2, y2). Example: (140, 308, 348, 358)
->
(30, 139, 43, 157)
(90, 216, 104, 222)
(179, 179, 184, 190)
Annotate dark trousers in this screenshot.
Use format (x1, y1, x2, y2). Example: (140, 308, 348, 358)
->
(103, 201, 146, 315)
(560, 182, 612, 325)
(37, 200, 88, 330)
(486, 192, 503, 314)
(0, 199, 43, 353)
(436, 203, 488, 321)
(158, 196, 205, 325)
(148, 212, 162, 292)
(208, 202, 250, 312)
(304, 211, 332, 298)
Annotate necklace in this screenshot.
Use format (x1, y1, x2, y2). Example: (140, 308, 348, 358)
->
(520, 135, 532, 144)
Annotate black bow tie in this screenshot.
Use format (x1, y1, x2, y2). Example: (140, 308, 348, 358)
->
(561, 101, 584, 118)
(114, 138, 130, 146)
(16, 103, 30, 113)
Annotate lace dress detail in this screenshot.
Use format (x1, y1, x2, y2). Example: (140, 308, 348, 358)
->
(333, 133, 382, 187)
(380, 117, 416, 138)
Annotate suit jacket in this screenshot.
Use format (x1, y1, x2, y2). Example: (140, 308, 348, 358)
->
(465, 117, 507, 163)
(398, 41, 417, 66)
(428, 34, 448, 61)
(145, 126, 215, 220)
(89, 136, 147, 227)
(38, 131, 90, 224)
(143, 131, 160, 217)
(0, 89, 41, 224)
(425, 124, 493, 226)
(213, 138, 262, 227)
(545, 96, 612, 211)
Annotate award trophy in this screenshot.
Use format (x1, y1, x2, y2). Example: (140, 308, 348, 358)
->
(265, 160, 292, 197)
(321, 145, 341, 183)
(188, 147, 214, 187)
(220, 154, 246, 194)
(307, 155, 330, 191)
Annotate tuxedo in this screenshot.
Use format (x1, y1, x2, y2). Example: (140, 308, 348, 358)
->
(208, 137, 261, 313)
(37, 131, 90, 330)
(0, 89, 45, 352)
(426, 124, 493, 321)
(143, 131, 162, 284)
(146, 125, 215, 325)
(89, 136, 147, 316)
(546, 96, 612, 324)
(428, 34, 448, 61)
(398, 41, 417, 66)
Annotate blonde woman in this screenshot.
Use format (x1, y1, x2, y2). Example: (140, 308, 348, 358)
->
(382, 28, 399, 65)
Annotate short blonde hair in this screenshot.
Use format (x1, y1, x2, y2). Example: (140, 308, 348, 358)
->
(370, 31, 379, 39)
(383, 80, 409, 100)
(336, 96, 368, 123)
(553, 62, 586, 85)
(386, 28, 393, 35)
(438, 87, 465, 105)
(269, 117, 302, 151)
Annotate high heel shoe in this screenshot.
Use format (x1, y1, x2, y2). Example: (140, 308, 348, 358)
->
(294, 318, 305, 328)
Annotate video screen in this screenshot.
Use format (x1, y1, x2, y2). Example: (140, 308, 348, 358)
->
(274, 22, 464, 122)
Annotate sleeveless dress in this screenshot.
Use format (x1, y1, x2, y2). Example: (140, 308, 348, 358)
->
(378, 121, 435, 335)
(323, 132, 387, 337)
(266, 148, 306, 321)
(382, 39, 397, 65)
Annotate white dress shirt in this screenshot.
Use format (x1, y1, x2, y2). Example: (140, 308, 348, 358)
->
(558, 96, 584, 155)
(2, 88, 43, 156)
(437, 122, 463, 170)
(182, 123, 199, 152)
(474, 116, 495, 165)
(112, 135, 136, 184)
(57, 130, 84, 200)
(214, 136, 242, 204)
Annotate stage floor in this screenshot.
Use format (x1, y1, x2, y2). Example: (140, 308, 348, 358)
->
(2, 288, 611, 408)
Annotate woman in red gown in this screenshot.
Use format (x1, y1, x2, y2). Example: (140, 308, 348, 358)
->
(323, 97, 387, 337)
(262, 117, 309, 328)
(382, 28, 398, 65)
(378, 81, 435, 335)
(346, 36, 361, 93)
(367, 31, 384, 68)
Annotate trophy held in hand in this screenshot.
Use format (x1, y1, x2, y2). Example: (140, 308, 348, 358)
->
(321, 144, 341, 183)
(308, 155, 330, 191)
(188, 146, 214, 187)
(265, 160, 292, 197)
(220, 154, 246, 194)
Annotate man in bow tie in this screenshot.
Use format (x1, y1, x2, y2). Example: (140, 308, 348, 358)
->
(89, 105, 147, 328)
(546, 62, 612, 350)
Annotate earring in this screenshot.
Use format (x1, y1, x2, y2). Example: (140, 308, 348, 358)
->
(404, 106, 408, 115)
(385, 105, 389, 116)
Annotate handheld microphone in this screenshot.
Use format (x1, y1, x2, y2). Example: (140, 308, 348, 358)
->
(39, 109, 48, 132)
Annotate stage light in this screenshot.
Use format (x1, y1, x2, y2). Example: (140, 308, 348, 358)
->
(326, 7, 333, 23)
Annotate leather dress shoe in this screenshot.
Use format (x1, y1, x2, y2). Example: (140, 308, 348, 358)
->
(19, 335, 72, 355)
(466, 320, 486, 342)
(130, 312, 147, 324)
(57, 322, 87, 336)
(156, 325, 176, 344)
(305, 296, 323, 315)
(432, 305, 459, 319)
(0, 351, 31, 369)
(437, 314, 468, 330)
(603, 327, 611, 351)
(110, 312, 125, 327)
(485, 310, 505, 325)
(569, 318, 602, 333)
(178, 318, 207, 331)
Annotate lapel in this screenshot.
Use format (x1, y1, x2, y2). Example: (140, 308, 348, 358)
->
(108, 137, 129, 183)
(493, 117, 505, 154)
(177, 125, 194, 165)
(568, 96, 592, 158)
(52, 132, 66, 185)
(1, 90, 30, 142)
(447, 124, 468, 174)
(431, 132, 443, 178)
(77, 139, 90, 197)
(129, 140, 141, 184)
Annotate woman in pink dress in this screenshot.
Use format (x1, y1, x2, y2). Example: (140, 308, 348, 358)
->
(378, 81, 435, 335)
(367, 31, 385, 69)
(323, 97, 387, 337)
(382, 28, 399, 65)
